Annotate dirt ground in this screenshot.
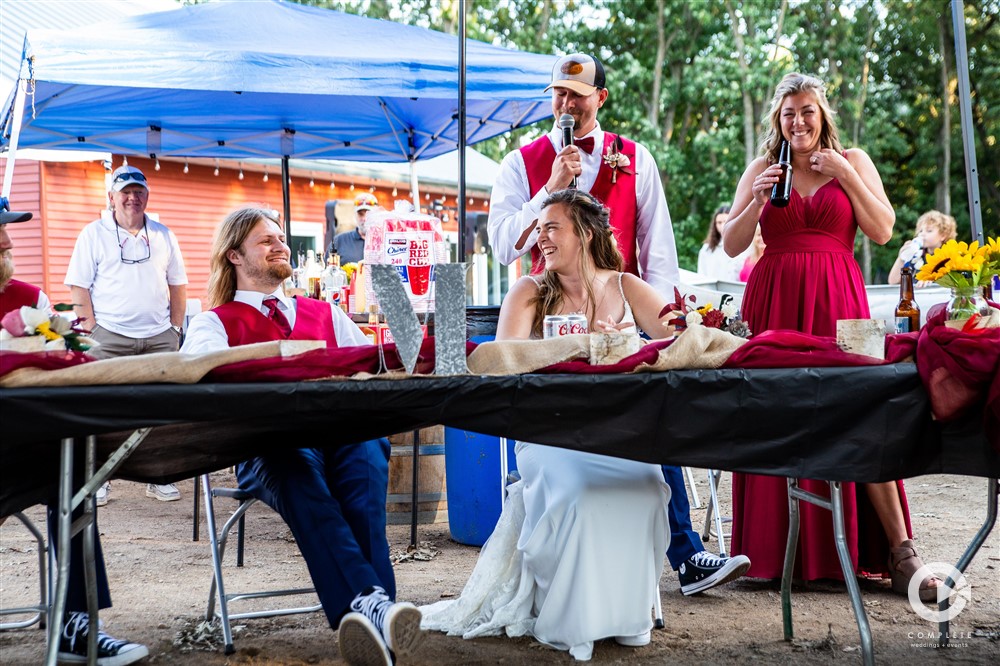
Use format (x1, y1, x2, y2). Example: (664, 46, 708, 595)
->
(1, 470, 998, 665)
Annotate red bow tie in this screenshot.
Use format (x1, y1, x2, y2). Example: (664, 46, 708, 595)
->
(573, 136, 596, 155)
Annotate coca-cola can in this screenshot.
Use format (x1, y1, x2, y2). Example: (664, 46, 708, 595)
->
(566, 314, 589, 335)
(544, 315, 567, 339)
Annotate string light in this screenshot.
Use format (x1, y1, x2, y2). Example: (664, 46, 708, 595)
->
(369, 185, 375, 193)
(182, 160, 189, 174)
(238, 162, 244, 180)
(154, 158, 161, 171)
(213, 159, 219, 176)
(122, 156, 129, 166)
(468, 198, 474, 206)
(309, 173, 315, 188)
(349, 182, 355, 191)
(392, 187, 398, 197)
(330, 179, 336, 189)
(262, 167, 269, 183)
(425, 192, 430, 200)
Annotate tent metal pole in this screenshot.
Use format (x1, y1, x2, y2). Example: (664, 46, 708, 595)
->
(281, 156, 292, 242)
(951, 0, 983, 242)
(458, 0, 468, 269)
(410, 161, 420, 212)
(1, 80, 27, 200)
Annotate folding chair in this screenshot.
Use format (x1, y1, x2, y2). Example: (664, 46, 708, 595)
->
(201, 475, 322, 655)
(700, 469, 732, 557)
(0, 512, 49, 631)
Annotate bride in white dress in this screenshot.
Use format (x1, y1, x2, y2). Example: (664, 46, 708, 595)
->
(421, 189, 679, 661)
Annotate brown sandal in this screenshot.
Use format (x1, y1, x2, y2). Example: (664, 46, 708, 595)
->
(889, 539, 940, 602)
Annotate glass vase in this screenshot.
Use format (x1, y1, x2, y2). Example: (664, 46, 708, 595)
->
(945, 285, 989, 322)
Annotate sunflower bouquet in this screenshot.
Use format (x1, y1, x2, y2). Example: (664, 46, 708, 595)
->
(916, 237, 1000, 321)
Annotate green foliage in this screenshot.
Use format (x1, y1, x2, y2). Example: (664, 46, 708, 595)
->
(285, 0, 998, 279)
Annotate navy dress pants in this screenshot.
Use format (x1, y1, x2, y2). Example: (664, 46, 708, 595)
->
(236, 439, 393, 628)
(47, 463, 112, 614)
(662, 465, 703, 569)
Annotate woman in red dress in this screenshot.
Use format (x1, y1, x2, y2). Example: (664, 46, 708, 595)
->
(722, 72, 940, 600)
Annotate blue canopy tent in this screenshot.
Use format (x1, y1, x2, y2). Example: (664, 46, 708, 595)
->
(0, 0, 556, 242)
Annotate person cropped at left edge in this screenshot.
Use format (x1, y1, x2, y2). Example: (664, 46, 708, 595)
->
(180, 206, 424, 666)
(64, 165, 189, 503)
(1, 209, 149, 666)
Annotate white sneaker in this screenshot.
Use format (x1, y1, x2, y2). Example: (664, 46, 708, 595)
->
(95, 482, 110, 507)
(145, 483, 180, 502)
(615, 630, 651, 647)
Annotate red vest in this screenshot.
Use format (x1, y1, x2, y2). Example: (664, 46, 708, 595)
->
(520, 133, 639, 276)
(213, 296, 338, 347)
(0, 279, 42, 318)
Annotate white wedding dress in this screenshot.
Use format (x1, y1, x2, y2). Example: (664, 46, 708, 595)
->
(422, 276, 670, 660)
(422, 445, 670, 660)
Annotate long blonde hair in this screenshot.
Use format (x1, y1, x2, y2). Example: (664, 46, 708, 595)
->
(530, 189, 623, 338)
(759, 73, 843, 164)
(206, 207, 282, 308)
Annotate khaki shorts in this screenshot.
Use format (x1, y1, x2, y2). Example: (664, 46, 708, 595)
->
(89, 325, 180, 360)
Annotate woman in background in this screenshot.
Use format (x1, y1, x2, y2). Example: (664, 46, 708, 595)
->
(737, 225, 766, 282)
(697, 204, 744, 281)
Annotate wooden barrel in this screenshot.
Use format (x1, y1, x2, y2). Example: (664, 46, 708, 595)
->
(386, 425, 447, 525)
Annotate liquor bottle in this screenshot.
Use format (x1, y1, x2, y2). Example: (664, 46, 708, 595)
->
(894, 265, 920, 333)
(322, 253, 347, 305)
(770, 140, 793, 208)
(362, 304, 379, 345)
(304, 249, 323, 298)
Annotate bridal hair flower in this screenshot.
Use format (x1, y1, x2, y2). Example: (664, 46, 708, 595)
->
(0, 304, 98, 352)
(602, 135, 633, 184)
(659, 288, 751, 338)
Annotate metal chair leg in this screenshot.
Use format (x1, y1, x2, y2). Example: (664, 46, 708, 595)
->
(683, 466, 702, 509)
(0, 513, 49, 631)
(939, 477, 997, 646)
(652, 580, 664, 629)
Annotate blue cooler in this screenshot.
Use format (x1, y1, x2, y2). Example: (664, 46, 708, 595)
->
(444, 428, 518, 546)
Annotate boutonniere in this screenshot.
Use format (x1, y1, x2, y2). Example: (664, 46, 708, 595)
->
(603, 135, 633, 183)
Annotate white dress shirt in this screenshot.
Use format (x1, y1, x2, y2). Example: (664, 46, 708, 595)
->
(181, 289, 369, 354)
(487, 121, 680, 298)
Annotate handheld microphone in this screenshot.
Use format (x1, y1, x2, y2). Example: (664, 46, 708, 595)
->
(558, 113, 577, 189)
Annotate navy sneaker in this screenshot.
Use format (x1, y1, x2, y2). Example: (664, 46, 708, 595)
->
(678, 551, 751, 596)
(339, 586, 424, 665)
(58, 612, 149, 665)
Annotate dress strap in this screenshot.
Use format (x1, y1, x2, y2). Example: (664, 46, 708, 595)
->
(616, 272, 626, 300)
(527, 275, 542, 287)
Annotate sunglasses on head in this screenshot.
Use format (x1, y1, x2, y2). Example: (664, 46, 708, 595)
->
(113, 171, 147, 184)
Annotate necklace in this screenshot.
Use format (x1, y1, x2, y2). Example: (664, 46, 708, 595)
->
(563, 278, 610, 316)
(565, 292, 588, 315)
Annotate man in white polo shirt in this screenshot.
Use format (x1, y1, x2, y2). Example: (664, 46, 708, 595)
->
(66, 164, 188, 502)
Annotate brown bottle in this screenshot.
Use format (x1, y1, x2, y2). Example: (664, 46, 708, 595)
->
(894, 265, 920, 333)
(770, 140, 793, 208)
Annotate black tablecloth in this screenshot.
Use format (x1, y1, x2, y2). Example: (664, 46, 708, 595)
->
(1, 365, 996, 516)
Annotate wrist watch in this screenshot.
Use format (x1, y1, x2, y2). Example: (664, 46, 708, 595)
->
(171, 325, 183, 334)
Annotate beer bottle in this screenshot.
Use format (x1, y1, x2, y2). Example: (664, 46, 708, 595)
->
(894, 265, 920, 333)
(770, 140, 793, 208)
